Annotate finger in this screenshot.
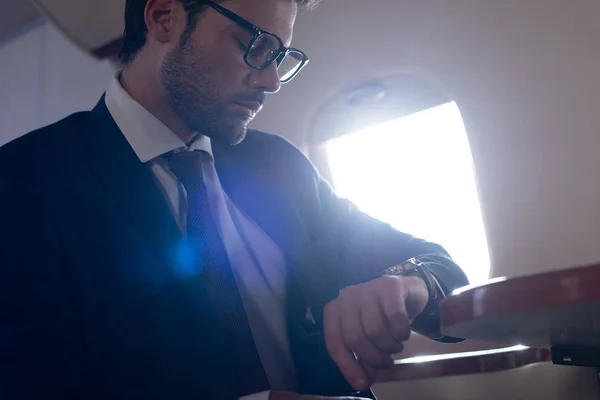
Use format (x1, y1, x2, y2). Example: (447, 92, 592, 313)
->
(360, 359, 376, 385)
(324, 300, 370, 391)
(380, 283, 412, 342)
(341, 301, 393, 369)
(360, 295, 405, 354)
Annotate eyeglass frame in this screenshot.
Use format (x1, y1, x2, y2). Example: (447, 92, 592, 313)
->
(203, 0, 309, 83)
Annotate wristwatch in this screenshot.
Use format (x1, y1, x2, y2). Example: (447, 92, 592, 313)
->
(383, 258, 447, 336)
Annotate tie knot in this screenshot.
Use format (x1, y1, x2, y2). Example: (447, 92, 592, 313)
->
(168, 150, 207, 189)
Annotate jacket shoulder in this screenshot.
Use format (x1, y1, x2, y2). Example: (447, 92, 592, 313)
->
(243, 129, 319, 174)
(245, 129, 301, 151)
(0, 111, 91, 183)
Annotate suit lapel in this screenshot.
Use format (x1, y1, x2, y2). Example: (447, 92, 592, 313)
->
(76, 98, 237, 397)
(79, 97, 182, 264)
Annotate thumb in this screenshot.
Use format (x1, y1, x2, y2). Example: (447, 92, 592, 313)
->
(360, 360, 376, 386)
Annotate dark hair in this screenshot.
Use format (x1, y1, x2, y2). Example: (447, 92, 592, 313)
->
(118, 0, 320, 64)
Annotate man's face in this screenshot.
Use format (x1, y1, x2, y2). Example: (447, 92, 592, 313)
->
(159, 0, 297, 145)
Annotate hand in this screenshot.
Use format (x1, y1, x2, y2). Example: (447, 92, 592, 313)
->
(269, 391, 370, 400)
(323, 274, 429, 392)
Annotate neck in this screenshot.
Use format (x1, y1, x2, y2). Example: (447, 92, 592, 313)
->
(119, 59, 197, 144)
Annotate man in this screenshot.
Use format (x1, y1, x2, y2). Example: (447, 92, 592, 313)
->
(0, 0, 470, 399)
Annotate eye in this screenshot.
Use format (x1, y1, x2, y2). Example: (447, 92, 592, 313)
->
(237, 40, 247, 52)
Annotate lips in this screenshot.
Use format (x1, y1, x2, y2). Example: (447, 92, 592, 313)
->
(234, 100, 263, 116)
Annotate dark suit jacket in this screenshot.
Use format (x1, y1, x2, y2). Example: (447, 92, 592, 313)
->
(0, 97, 469, 399)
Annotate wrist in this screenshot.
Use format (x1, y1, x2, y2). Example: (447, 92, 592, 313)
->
(382, 258, 447, 336)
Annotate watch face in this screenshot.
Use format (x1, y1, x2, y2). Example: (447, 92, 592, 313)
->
(383, 260, 419, 276)
(385, 264, 412, 275)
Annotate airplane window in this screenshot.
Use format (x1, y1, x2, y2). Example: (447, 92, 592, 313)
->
(325, 101, 490, 285)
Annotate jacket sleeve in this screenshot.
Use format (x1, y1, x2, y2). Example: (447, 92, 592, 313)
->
(315, 175, 471, 341)
(270, 134, 470, 293)
(271, 134, 471, 341)
(317, 176, 469, 288)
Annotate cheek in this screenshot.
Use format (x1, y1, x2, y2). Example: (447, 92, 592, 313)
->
(210, 49, 253, 94)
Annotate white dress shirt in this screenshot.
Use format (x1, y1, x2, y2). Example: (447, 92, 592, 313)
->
(105, 74, 297, 399)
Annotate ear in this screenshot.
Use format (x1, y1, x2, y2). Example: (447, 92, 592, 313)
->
(144, 0, 180, 44)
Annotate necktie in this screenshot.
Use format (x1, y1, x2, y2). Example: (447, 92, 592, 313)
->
(168, 150, 271, 397)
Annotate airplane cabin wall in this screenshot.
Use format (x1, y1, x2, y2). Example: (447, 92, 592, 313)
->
(0, 21, 115, 146)
(251, 0, 600, 280)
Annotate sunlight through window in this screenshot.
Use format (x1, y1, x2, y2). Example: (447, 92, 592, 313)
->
(325, 102, 490, 284)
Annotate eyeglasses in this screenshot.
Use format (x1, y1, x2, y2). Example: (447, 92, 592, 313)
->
(204, 0, 309, 84)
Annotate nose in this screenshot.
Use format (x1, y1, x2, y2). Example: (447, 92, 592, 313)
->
(249, 62, 281, 94)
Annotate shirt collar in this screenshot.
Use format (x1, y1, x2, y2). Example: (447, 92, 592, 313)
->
(104, 72, 213, 163)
